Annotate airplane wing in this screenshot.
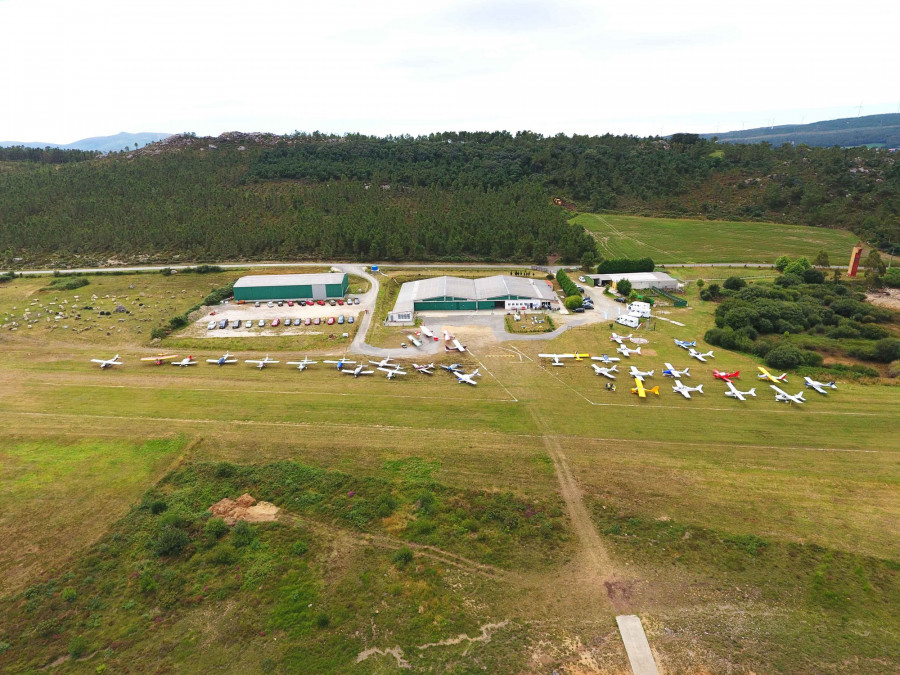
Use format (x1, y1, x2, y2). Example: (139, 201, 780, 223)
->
(673, 384, 690, 399)
(90, 359, 108, 364)
(726, 382, 745, 400)
(141, 354, 177, 361)
(770, 385, 788, 397)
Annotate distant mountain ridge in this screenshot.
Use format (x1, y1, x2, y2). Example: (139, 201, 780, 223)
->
(701, 113, 900, 148)
(0, 131, 172, 153)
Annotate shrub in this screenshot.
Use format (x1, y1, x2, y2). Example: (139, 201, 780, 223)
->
(154, 527, 190, 557)
(61, 587, 77, 603)
(860, 324, 890, 340)
(884, 268, 900, 288)
(68, 635, 89, 659)
(204, 518, 229, 540)
(774, 273, 802, 287)
(801, 350, 823, 367)
(392, 547, 414, 569)
(873, 339, 900, 363)
(888, 360, 900, 378)
(555, 269, 579, 297)
(376, 494, 398, 518)
(802, 268, 825, 284)
(564, 295, 583, 311)
(45, 277, 89, 291)
(292, 541, 309, 556)
(315, 613, 330, 628)
(214, 462, 236, 478)
(765, 343, 804, 370)
(232, 521, 256, 548)
(150, 500, 168, 515)
(774, 255, 790, 272)
(783, 258, 812, 276)
(723, 276, 746, 291)
(207, 546, 237, 565)
(826, 325, 860, 339)
(616, 279, 632, 297)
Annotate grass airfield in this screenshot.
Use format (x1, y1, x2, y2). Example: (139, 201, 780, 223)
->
(0, 269, 898, 673)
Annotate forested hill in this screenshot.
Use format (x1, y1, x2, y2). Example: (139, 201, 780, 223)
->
(0, 129, 898, 268)
(701, 113, 900, 149)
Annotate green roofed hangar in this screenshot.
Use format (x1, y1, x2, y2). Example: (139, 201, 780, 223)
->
(233, 273, 349, 302)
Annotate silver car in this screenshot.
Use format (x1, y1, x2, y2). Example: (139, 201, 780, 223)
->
(258, 319, 265, 327)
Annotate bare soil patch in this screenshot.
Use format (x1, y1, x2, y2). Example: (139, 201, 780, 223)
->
(866, 288, 900, 311)
(208, 493, 279, 525)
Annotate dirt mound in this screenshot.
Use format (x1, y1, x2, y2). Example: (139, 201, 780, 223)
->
(209, 493, 280, 525)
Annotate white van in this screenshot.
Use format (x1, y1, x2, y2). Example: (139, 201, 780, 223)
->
(616, 314, 641, 328)
(627, 301, 652, 318)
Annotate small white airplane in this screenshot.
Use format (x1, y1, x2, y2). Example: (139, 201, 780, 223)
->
(804, 376, 837, 395)
(629, 366, 654, 380)
(443, 329, 454, 341)
(445, 338, 467, 353)
(206, 351, 238, 366)
(91, 354, 123, 369)
(245, 355, 280, 369)
(286, 356, 318, 371)
(407, 334, 423, 347)
(591, 364, 618, 379)
(616, 344, 641, 357)
(171, 356, 197, 367)
(591, 354, 621, 364)
(771, 385, 806, 405)
(610, 332, 633, 344)
(688, 348, 715, 362)
(324, 358, 356, 371)
(413, 363, 435, 375)
(672, 381, 704, 399)
(369, 357, 397, 369)
(538, 353, 589, 366)
(378, 365, 408, 379)
(757, 366, 788, 384)
(420, 326, 437, 341)
(674, 339, 696, 349)
(455, 369, 481, 386)
(724, 381, 756, 401)
(662, 363, 689, 378)
(343, 364, 375, 377)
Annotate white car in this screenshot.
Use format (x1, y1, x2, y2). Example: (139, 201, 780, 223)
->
(258, 319, 265, 327)
(267, 301, 274, 308)
(207, 320, 217, 330)
(578, 276, 585, 282)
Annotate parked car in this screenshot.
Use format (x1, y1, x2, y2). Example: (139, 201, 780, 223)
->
(327, 317, 335, 325)
(304, 317, 311, 326)
(218, 318, 228, 329)
(233, 319, 242, 329)
(314, 317, 321, 325)
(573, 307, 585, 313)
(258, 319, 265, 327)
(317, 300, 326, 306)
(614, 297, 626, 303)
(353, 298, 360, 305)
(337, 315, 345, 324)
(337, 299, 344, 306)
(348, 316, 355, 324)
(329, 299, 336, 306)
(272, 318, 280, 327)
(277, 300, 283, 307)
(207, 320, 217, 330)
(287, 300, 294, 307)
(254, 301, 261, 307)
(293, 318, 301, 326)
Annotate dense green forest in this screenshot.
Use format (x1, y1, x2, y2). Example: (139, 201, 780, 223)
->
(0, 129, 898, 266)
(0, 145, 98, 164)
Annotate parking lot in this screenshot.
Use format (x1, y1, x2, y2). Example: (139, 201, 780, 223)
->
(188, 297, 367, 338)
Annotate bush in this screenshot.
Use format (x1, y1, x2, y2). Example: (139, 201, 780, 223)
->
(154, 527, 190, 557)
(873, 339, 900, 363)
(204, 518, 229, 540)
(765, 343, 804, 370)
(207, 545, 237, 565)
(232, 521, 256, 548)
(150, 500, 168, 515)
(555, 269, 579, 297)
(315, 613, 331, 628)
(45, 277, 89, 291)
(392, 547, 414, 569)
(860, 324, 890, 340)
(888, 360, 900, 378)
(802, 268, 825, 284)
(723, 276, 746, 291)
(292, 541, 309, 556)
(774, 273, 802, 287)
(616, 279, 632, 297)
(68, 635, 89, 659)
(774, 255, 790, 272)
(214, 462, 236, 478)
(61, 587, 77, 602)
(564, 295, 583, 310)
(783, 258, 812, 276)
(884, 268, 900, 288)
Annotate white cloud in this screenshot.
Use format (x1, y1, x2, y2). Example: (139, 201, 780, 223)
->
(1, 0, 897, 142)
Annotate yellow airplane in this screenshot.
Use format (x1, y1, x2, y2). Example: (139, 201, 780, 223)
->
(631, 377, 659, 398)
(572, 353, 590, 361)
(141, 353, 179, 366)
(757, 366, 788, 384)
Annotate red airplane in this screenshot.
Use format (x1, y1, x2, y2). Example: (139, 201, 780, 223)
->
(713, 369, 740, 383)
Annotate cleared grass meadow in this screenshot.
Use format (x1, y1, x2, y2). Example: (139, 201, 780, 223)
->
(0, 267, 897, 673)
(576, 212, 861, 263)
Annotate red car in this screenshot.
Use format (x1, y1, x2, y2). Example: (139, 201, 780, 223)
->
(314, 317, 321, 325)
(304, 317, 311, 326)
(317, 300, 326, 306)
(327, 316, 335, 325)
(287, 301, 294, 307)
(337, 299, 344, 305)
(272, 318, 280, 327)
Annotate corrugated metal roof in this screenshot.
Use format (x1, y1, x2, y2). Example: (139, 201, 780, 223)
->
(234, 273, 347, 288)
(392, 275, 556, 313)
(588, 272, 677, 283)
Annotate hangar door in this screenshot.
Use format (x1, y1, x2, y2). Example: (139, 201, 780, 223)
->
(312, 284, 327, 300)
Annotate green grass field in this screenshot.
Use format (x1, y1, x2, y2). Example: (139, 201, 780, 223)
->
(576, 213, 861, 264)
(0, 269, 897, 673)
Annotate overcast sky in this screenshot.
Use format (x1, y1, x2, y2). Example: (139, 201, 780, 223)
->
(1, 0, 898, 143)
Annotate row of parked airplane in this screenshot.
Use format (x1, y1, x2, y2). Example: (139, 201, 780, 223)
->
(89, 352, 482, 385)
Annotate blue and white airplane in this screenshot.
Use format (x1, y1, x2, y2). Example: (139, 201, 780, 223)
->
(324, 357, 355, 371)
(591, 354, 621, 364)
(662, 363, 690, 378)
(804, 376, 837, 395)
(674, 339, 696, 349)
(206, 351, 238, 366)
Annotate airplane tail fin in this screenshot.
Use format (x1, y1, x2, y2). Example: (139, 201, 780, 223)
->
(747, 388, 756, 397)
(684, 367, 689, 376)
(473, 369, 481, 377)
(634, 347, 641, 354)
(779, 373, 788, 381)
(648, 370, 654, 377)
(648, 386, 659, 396)
(828, 381, 836, 388)
(797, 392, 806, 401)
(696, 384, 703, 393)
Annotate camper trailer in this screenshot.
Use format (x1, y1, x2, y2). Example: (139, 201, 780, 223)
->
(627, 301, 652, 318)
(616, 314, 641, 328)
